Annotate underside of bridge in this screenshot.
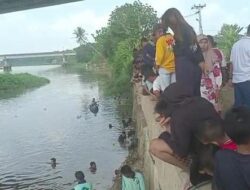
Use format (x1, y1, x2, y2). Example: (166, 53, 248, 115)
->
(0, 0, 83, 14)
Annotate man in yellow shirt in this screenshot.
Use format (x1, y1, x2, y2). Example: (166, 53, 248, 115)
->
(153, 24, 175, 91)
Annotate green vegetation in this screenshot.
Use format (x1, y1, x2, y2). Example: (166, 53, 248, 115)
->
(0, 73, 49, 99)
(216, 24, 243, 61)
(74, 1, 158, 95)
(93, 1, 157, 95)
(74, 44, 95, 63)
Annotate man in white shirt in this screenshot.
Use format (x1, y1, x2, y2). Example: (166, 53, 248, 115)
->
(229, 25, 250, 108)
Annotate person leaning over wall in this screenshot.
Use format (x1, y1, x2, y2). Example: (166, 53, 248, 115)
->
(149, 83, 221, 169)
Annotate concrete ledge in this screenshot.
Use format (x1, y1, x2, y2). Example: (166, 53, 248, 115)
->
(133, 83, 211, 190)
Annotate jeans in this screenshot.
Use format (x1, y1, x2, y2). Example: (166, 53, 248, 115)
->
(158, 68, 176, 91)
(234, 80, 250, 108)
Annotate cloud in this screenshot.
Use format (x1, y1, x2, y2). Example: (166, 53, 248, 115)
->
(0, 0, 249, 54)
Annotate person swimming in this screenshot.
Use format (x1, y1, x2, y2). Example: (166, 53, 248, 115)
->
(118, 131, 126, 144)
(91, 98, 97, 106)
(89, 162, 97, 174)
(50, 158, 57, 169)
(74, 171, 92, 190)
(109, 124, 114, 129)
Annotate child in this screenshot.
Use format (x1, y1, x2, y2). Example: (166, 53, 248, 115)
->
(89, 162, 97, 174)
(153, 23, 175, 91)
(140, 64, 164, 98)
(50, 158, 57, 169)
(74, 171, 92, 190)
(121, 165, 145, 190)
(194, 119, 237, 151)
(214, 107, 250, 190)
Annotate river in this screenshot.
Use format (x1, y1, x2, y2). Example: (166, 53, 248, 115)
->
(0, 65, 128, 190)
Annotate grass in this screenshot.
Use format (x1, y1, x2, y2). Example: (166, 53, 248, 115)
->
(0, 73, 49, 99)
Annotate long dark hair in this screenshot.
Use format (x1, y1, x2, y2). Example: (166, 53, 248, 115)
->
(162, 8, 197, 44)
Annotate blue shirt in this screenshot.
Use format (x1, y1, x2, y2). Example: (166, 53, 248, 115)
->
(142, 42, 155, 67)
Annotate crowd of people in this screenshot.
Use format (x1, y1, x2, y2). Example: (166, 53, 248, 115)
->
(132, 7, 250, 190)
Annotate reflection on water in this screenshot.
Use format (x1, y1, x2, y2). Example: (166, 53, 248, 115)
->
(0, 65, 128, 189)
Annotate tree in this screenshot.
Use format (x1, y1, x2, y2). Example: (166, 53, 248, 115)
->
(74, 43, 95, 63)
(73, 27, 87, 45)
(93, 1, 158, 94)
(216, 24, 243, 61)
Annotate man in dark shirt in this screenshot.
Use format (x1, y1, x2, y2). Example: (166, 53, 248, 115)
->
(214, 107, 250, 190)
(149, 83, 220, 169)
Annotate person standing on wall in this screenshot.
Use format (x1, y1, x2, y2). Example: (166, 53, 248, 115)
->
(153, 23, 176, 91)
(229, 24, 250, 108)
(161, 8, 208, 96)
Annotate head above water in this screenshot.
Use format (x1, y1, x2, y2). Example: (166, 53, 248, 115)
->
(120, 165, 135, 178)
(51, 158, 56, 163)
(224, 107, 250, 145)
(75, 171, 86, 183)
(194, 119, 225, 145)
(90, 162, 96, 167)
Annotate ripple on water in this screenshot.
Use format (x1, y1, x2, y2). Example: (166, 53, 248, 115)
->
(0, 65, 128, 189)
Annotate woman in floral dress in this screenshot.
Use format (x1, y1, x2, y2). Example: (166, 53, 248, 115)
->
(197, 34, 222, 112)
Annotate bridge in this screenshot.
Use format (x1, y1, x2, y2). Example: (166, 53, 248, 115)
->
(0, 51, 76, 60)
(0, 51, 76, 68)
(0, 0, 82, 69)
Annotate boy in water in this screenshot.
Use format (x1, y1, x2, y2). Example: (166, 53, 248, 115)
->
(121, 165, 145, 190)
(74, 171, 92, 190)
(89, 162, 97, 174)
(50, 158, 57, 169)
(214, 107, 250, 190)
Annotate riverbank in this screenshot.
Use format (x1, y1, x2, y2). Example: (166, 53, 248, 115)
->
(0, 73, 49, 99)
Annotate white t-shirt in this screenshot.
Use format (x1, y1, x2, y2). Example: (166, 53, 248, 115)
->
(153, 76, 163, 92)
(230, 36, 250, 83)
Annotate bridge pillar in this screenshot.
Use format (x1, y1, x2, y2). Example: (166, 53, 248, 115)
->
(3, 58, 12, 72)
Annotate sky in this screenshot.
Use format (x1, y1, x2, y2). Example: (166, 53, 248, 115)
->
(0, 0, 249, 54)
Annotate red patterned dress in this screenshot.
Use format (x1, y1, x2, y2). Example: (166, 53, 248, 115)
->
(200, 51, 222, 112)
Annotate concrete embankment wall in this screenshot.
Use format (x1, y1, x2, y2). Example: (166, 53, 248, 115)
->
(133, 83, 212, 190)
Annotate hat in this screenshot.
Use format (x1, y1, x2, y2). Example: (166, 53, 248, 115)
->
(197, 34, 208, 42)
